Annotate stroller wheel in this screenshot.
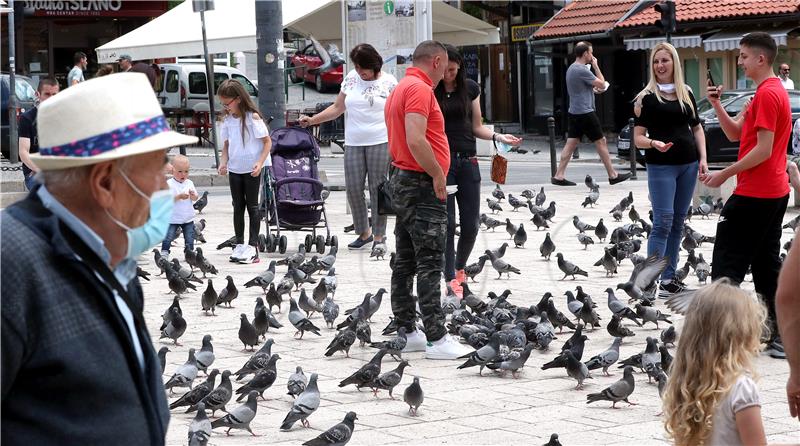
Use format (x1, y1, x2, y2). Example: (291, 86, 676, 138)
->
(304, 234, 314, 253)
(315, 235, 326, 254)
(268, 234, 279, 253)
(330, 235, 338, 250)
(279, 236, 288, 254)
(258, 234, 267, 253)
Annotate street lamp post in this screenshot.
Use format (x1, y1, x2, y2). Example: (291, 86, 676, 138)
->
(7, 0, 19, 163)
(193, 0, 220, 168)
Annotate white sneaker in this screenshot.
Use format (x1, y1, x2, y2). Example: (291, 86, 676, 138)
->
(230, 244, 246, 262)
(403, 329, 428, 353)
(160, 250, 170, 261)
(239, 245, 259, 264)
(425, 334, 474, 360)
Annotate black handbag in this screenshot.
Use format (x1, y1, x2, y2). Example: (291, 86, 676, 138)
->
(377, 179, 395, 215)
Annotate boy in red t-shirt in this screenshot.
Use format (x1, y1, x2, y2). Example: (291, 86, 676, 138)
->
(702, 32, 791, 359)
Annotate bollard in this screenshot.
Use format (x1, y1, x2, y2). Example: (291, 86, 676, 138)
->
(548, 117, 557, 178)
(628, 117, 637, 180)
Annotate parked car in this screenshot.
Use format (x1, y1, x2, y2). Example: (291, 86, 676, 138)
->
(1, 74, 38, 159)
(617, 89, 800, 164)
(288, 43, 344, 93)
(155, 63, 258, 116)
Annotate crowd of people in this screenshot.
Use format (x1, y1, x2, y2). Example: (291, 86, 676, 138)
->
(1, 33, 799, 446)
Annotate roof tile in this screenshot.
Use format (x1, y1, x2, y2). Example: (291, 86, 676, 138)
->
(534, 0, 639, 39)
(618, 0, 800, 28)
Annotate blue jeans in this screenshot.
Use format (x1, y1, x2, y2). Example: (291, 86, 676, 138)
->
(646, 161, 697, 281)
(161, 222, 195, 253)
(23, 174, 36, 191)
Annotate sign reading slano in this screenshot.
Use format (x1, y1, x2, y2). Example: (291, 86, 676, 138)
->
(24, 0, 166, 17)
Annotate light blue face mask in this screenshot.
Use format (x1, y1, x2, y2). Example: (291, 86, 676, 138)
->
(106, 170, 174, 259)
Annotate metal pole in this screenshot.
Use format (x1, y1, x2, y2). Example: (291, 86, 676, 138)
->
(255, 0, 286, 129)
(548, 116, 556, 178)
(199, 9, 220, 168)
(628, 118, 638, 180)
(8, 0, 19, 163)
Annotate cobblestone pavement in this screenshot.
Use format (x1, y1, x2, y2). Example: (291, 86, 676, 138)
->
(143, 178, 799, 446)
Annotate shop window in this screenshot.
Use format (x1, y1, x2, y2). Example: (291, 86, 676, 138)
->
(683, 59, 699, 96)
(532, 49, 554, 116)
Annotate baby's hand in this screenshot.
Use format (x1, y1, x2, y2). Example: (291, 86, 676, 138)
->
(177, 192, 190, 200)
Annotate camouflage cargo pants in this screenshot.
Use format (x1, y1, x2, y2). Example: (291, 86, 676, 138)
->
(389, 169, 447, 342)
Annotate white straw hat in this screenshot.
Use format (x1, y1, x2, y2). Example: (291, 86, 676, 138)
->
(30, 72, 198, 170)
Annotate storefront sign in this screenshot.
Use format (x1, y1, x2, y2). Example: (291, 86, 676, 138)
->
(24, 0, 166, 17)
(511, 23, 543, 42)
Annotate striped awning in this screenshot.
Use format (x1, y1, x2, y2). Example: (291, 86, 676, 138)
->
(703, 27, 798, 52)
(624, 34, 703, 51)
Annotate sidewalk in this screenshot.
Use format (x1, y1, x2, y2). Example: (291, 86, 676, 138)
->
(142, 175, 798, 445)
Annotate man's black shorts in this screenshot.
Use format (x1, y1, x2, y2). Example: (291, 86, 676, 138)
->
(567, 112, 603, 142)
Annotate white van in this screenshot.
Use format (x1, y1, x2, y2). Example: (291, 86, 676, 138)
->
(156, 63, 258, 116)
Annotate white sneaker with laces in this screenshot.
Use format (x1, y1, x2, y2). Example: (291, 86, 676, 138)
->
(425, 334, 474, 360)
(238, 245, 259, 264)
(230, 244, 246, 261)
(403, 329, 428, 353)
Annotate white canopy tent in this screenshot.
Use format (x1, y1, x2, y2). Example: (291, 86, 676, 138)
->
(96, 0, 499, 63)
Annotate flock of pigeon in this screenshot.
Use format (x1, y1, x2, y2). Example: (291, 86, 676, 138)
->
(142, 176, 797, 446)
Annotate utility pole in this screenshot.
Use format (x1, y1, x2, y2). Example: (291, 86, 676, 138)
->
(255, 0, 286, 129)
(7, 0, 19, 163)
(193, 0, 220, 167)
(654, 1, 676, 44)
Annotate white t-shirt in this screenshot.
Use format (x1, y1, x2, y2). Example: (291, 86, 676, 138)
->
(340, 69, 397, 146)
(167, 177, 197, 224)
(780, 77, 795, 90)
(220, 111, 270, 174)
(792, 118, 800, 156)
(67, 66, 84, 86)
(708, 375, 761, 446)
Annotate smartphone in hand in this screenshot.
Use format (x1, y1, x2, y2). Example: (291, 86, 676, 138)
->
(707, 69, 719, 99)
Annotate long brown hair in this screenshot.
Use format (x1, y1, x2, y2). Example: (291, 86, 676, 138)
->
(217, 78, 261, 143)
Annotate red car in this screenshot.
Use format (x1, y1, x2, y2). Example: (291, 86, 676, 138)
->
(289, 44, 343, 93)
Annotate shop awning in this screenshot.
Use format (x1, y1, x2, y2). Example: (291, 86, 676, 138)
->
(96, 0, 499, 63)
(703, 27, 798, 51)
(624, 34, 703, 51)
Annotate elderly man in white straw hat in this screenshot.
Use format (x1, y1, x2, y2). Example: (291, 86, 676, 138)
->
(0, 72, 196, 445)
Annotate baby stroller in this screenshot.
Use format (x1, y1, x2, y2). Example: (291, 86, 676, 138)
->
(258, 126, 337, 254)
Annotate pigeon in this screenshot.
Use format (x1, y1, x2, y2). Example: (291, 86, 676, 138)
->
(339, 349, 387, 390)
(136, 266, 150, 281)
(160, 297, 181, 331)
(235, 354, 279, 401)
(170, 369, 219, 411)
(243, 261, 277, 294)
(216, 236, 237, 250)
(370, 360, 411, 398)
(370, 242, 387, 260)
(190, 369, 233, 416)
(485, 249, 521, 279)
(195, 334, 215, 373)
(210, 390, 259, 436)
(660, 344, 674, 373)
(607, 314, 636, 338)
(531, 211, 550, 230)
(492, 184, 506, 201)
(187, 402, 212, 446)
(565, 291, 583, 319)
(565, 350, 592, 390)
(302, 411, 357, 446)
(322, 296, 340, 329)
(544, 433, 563, 446)
(164, 348, 198, 394)
(641, 337, 662, 383)
(160, 307, 187, 345)
(217, 275, 238, 307)
(193, 219, 207, 244)
(486, 343, 535, 378)
(660, 326, 677, 347)
(238, 314, 260, 351)
(166, 267, 193, 296)
(545, 299, 577, 333)
(278, 244, 307, 269)
(628, 205, 640, 222)
(253, 307, 271, 339)
(464, 255, 489, 282)
(534, 186, 546, 206)
(193, 191, 209, 213)
(287, 366, 308, 399)
(584, 337, 622, 376)
(595, 218, 608, 242)
(673, 262, 691, 284)
(289, 297, 322, 339)
(508, 194, 527, 211)
(319, 245, 338, 271)
(234, 339, 274, 381)
(605, 288, 642, 326)
(638, 218, 652, 237)
(783, 215, 800, 231)
(490, 242, 509, 259)
(540, 232, 556, 260)
(153, 249, 170, 275)
(323, 268, 338, 296)
(298, 256, 321, 276)
(341, 294, 372, 329)
(403, 376, 424, 416)
(486, 198, 503, 214)
(325, 313, 358, 358)
(556, 253, 588, 280)
(612, 210, 623, 221)
(595, 248, 618, 276)
(573, 216, 596, 233)
(505, 218, 518, 239)
(290, 266, 317, 290)
(695, 253, 711, 284)
(195, 248, 218, 277)
(585, 174, 599, 190)
(521, 189, 535, 200)
(265, 283, 283, 313)
(513, 223, 527, 248)
(158, 346, 170, 374)
(586, 366, 636, 408)
(364, 288, 386, 322)
(635, 304, 672, 329)
(299, 288, 324, 318)
(201, 280, 217, 315)
(171, 258, 203, 284)
(457, 332, 500, 375)
(577, 233, 594, 249)
(581, 195, 596, 208)
(578, 296, 602, 330)
(616, 255, 668, 301)
(480, 214, 504, 231)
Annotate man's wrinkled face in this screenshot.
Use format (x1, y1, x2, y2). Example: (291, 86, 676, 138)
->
(107, 150, 169, 229)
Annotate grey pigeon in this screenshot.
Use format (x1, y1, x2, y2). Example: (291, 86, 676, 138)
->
(235, 354, 279, 401)
(160, 296, 182, 331)
(266, 283, 283, 313)
(628, 205, 640, 222)
(490, 242, 509, 259)
(573, 215, 596, 233)
(160, 307, 187, 345)
(595, 218, 608, 242)
(577, 233, 594, 249)
(281, 373, 320, 431)
(556, 253, 588, 280)
(195, 334, 215, 373)
(660, 326, 677, 347)
(318, 245, 338, 271)
(493, 184, 505, 201)
(370, 360, 411, 398)
(695, 253, 711, 284)
(540, 232, 556, 260)
(594, 248, 619, 276)
(303, 411, 357, 446)
(532, 311, 556, 349)
(660, 344, 674, 373)
(195, 248, 218, 277)
(164, 348, 198, 394)
(234, 339, 274, 381)
(278, 244, 307, 268)
(486, 198, 503, 213)
(210, 390, 259, 436)
(634, 304, 672, 329)
(534, 186, 547, 206)
(365, 288, 386, 322)
(586, 366, 636, 408)
(187, 402, 212, 446)
(607, 314, 636, 338)
(238, 314, 260, 351)
(323, 268, 338, 296)
(578, 296, 601, 330)
(290, 266, 317, 290)
(313, 279, 329, 304)
(193, 190, 208, 213)
(217, 275, 238, 307)
(325, 313, 358, 358)
(170, 369, 219, 411)
(289, 297, 322, 339)
(369, 327, 407, 361)
(201, 280, 217, 315)
(158, 347, 170, 374)
(513, 223, 527, 248)
(484, 249, 521, 279)
(322, 296, 340, 329)
(243, 261, 276, 293)
(299, 288, 323, 318)
(544, 433, 563, 446)
(505, 218, 518, 239)
(287, 366, 308, 399)
(171, 258, 203, 284)
(339, 350, 387, 390)
(464, 256, 489, 282)
(584, 337, 622, 376)
(531, 211, 550, 230)
(565, 350, 592, 390)
(641, 337, 662, 383)
(253, 306, 270, 340)
(480, 214, 504, 231)
(565, 291, 583, 318)
(403, 377, 424, 416)
(457, 332, 500, 374)
(487, 343, 535, 378)
(605, 288, 642, 327)
(616, 255, 668, 300)
(189, 370, 233, 416)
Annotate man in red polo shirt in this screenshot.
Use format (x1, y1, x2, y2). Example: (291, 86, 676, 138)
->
(702, 32, 791, 359)
(385, 40, 473, 360)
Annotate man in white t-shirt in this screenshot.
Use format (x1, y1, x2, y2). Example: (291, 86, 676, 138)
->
(779, 64, 795, 90)
(160, 155, 198, 258)
(68, 52, 87, 87)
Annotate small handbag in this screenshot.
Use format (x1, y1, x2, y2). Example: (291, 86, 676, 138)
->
(377, 179, 395, 215)
(491, 135, 508, 184)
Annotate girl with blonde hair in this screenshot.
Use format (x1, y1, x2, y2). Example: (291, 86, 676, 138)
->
(663, 279, 768, 446)
(632, 42, 707, 296)
(217, 78, 272, 264)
